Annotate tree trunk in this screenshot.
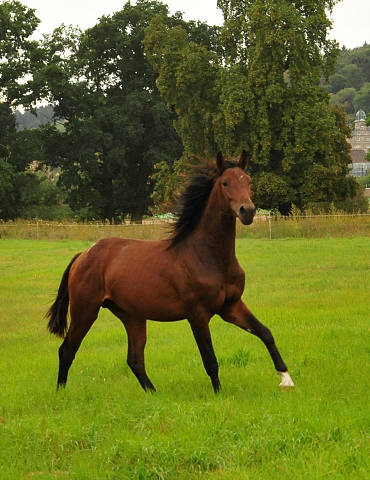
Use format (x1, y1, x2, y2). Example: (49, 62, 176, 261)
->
(130, 204, 144, 224)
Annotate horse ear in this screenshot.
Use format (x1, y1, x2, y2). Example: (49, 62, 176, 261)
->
(238, 150, 248, 171)
(216, 151, 224, 170)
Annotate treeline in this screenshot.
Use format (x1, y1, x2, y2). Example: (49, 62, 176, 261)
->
(0, 0, 368, 223)
(17, 45, 370, 132)
(328, 44, 370, 122)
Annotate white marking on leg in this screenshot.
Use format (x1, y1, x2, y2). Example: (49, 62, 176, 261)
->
(277, 371, 294, 388)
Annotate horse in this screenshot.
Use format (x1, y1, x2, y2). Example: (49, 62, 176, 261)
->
(46, 151, 294, 392)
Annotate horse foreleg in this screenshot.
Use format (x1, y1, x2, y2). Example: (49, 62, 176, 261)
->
(188, 318, 221, 393)
(123, 318, 156, 392)
(220, 300, 294, 388)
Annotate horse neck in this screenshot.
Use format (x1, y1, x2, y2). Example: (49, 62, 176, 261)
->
(190, 182, 237, 265)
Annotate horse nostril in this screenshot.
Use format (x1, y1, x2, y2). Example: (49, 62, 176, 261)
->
(240, 205, 256, 216)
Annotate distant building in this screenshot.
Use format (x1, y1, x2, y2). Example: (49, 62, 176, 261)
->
(348, 109, 370, 177)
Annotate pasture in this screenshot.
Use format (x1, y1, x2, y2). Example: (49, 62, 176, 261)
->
(1, 237, 370, 479)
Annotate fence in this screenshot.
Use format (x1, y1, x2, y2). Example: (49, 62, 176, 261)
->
(0, 214, 369, 241)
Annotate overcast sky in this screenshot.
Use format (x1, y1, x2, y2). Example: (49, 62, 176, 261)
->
(22, 0, 370, 50)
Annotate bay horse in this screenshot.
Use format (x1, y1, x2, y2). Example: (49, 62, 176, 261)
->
(46, 151, 294, 392)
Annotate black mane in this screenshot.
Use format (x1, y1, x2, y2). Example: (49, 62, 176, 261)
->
(169, 159, 239, 247)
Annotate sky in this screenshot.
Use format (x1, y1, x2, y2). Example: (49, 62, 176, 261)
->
(21, 0, 370, 50)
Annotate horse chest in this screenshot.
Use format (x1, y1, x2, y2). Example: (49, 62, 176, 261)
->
(178, 259, 244, 313)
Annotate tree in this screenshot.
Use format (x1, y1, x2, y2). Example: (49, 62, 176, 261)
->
(144, 16, 222, 158)
(327, 44, 370, 94)
(0, 158, 17, 218)
(36, 1, 184, 223)
(329, 64, 364, 93)
(329, 87, 356, 115)
(146, 0, 362, 214)
(0, 1, 47, 220)
(354, 83, 370, 113)
(144, 14, 223, 208)
(0, 0, 41, 106)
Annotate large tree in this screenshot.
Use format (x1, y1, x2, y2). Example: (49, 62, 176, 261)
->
(145, 0, 362, 214)
(38, 1, 184, 222)
(144, 14, 223, 211)
(144, 16, 222, 159)
(0, 1, 48, 219)
(0, 0, 41, 105)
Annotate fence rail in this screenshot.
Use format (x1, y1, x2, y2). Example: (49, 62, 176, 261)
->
(0, 214, 369, 241)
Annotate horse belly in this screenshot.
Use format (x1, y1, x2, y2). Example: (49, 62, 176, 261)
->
(110, 275, 186, 321)
(112, 276, 224, 321)
(104, 249, 187, 321)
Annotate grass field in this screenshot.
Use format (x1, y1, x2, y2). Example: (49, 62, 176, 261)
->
(1, 237, 370, 479)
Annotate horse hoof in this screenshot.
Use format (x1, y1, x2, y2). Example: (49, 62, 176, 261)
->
(277, 371, 295, 388)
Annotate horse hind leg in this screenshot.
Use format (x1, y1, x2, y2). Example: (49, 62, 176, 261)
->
(57, 303, 100, 389)
(103, 299, 156, 392)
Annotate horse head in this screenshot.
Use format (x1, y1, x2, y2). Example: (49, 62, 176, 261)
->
(217, 150, 256, 225)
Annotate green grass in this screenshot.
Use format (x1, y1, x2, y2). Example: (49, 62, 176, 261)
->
(1, 238, 370, 479)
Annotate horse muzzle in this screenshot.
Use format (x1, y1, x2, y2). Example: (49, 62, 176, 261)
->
(237, 204, 256, 225)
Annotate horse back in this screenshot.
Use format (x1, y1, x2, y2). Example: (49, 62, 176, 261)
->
(68, 237, 187, 320)
(67, 236, 245, 321)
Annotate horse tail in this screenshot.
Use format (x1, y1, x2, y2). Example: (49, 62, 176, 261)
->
(45, 253, 81, 338)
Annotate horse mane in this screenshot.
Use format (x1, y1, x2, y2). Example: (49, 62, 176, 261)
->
(169, 158, 239, 247)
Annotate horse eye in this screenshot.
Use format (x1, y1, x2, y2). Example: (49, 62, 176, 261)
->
(222, 181, 229, 187)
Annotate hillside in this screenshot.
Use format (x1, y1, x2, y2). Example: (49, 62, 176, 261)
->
(15, 105, 55, 131)
(327, 44, 370, 123)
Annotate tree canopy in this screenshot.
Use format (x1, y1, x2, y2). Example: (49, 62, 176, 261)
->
(145, 0, 362, 214)
(0, 0, 368, 221)
(0, 1, 51, 219)
(0, 0, 41, 105)
(36, 1, 185, 222)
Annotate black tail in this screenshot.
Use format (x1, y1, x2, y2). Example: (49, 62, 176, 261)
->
(45, 253, 81, 338)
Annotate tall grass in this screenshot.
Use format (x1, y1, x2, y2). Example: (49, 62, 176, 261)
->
(1, 238, 370, 479)
(0, 219, 172, 242)
(1, 213, 369, 241)
(237, 212, 370, 239)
